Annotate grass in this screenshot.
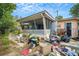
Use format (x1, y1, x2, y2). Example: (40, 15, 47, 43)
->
(0, 46, 11, 55)
(0, 34, 10, 55)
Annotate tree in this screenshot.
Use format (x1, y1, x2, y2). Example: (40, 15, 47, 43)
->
(0, 3, 16, 35)
(55, 16, 63, 20)
(0, 3, 16, 50)
(70, 4, 79, 17)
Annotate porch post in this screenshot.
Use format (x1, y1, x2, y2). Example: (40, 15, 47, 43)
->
(34, 20, 37, 29)
(54, 20, 58, 35)
(41, 13, 47, 40)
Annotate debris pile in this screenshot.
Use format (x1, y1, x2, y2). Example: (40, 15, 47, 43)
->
(9, 33, 79, 56)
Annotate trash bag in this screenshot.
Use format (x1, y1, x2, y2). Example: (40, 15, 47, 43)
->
(28, 37, 38, 48)
(21, 48, 29, 56)
(67, 50, 78, 56)
(61, 34, 70, 42)
(50, 35, 60, 44)
(29, 42, 34, 49)
(61, 48, 68, 52)
(61, 46, 78, 56)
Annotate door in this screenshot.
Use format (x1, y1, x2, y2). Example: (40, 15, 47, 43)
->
(65, 23, 72, 37)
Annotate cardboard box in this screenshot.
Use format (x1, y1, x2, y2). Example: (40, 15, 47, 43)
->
(39, 42, 51, 55)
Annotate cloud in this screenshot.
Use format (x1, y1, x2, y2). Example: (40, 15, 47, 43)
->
(12, 3, 44, 18)
(12, 3, 73, 18)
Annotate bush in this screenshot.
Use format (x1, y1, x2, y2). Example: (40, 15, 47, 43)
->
(0, 34, 9, 51)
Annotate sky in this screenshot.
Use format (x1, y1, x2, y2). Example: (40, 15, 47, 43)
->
(12, 3, 74, 18)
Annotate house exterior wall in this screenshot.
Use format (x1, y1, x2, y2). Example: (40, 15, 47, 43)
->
(57, 19, 78, 38)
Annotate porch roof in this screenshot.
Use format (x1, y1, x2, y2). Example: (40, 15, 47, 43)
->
(17, 10, 55, 22)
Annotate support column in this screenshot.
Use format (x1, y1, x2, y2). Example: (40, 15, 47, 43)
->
(41, 13, 47, 40)
(34, 20, 37, 29)
(54, 21, 58, 35)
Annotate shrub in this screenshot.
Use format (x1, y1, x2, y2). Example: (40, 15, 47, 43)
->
(0, 34, 9, 51)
